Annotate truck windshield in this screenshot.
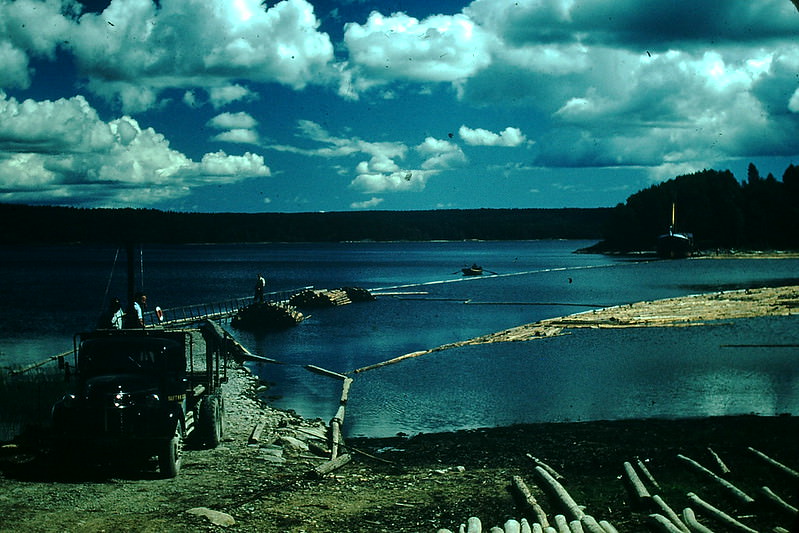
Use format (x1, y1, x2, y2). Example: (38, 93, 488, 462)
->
(79, 338, 185, 376)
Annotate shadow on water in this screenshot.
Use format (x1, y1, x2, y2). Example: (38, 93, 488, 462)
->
(680, 277, 799, 292)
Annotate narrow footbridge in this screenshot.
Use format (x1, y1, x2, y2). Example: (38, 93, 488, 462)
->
(142, 286, 313, 328)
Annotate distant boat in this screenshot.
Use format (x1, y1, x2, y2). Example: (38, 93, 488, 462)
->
(462, 264, 483, 276)
(657, 204, 693, 259)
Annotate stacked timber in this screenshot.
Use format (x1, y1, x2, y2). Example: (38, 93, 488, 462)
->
(290, 287, 374, 308)
(230, 302, 304, 331)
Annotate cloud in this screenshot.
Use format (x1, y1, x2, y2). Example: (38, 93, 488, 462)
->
(790, 89, 799, 113)
(0, 92, 270, 206)
(349, 169, 433, 193)
(0, 0, 73, 89)
(208, 85, 257, 109)
(350, 196, 383, 209)
(208, 112, 258, 131)
(276, 120, 444, 194)
(207, 111, 260, 144)
(416, 137, 467, 169)
(66, 0, 335, 112)
(341, 10, 494, 94)
(458, 125, 528, 147)
(211, 129, 260, 145)
(455, 0, 799, 172)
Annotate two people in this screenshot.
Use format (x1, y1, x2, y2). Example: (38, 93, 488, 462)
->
(98, 292, 148, 329)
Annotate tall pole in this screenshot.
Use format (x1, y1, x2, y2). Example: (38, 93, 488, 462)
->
(127, 241, 136, 309)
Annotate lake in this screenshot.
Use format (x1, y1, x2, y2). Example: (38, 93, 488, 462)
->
(1, 241, 797, 438)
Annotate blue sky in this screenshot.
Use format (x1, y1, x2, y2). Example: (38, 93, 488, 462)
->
(1, 0, 798, 213)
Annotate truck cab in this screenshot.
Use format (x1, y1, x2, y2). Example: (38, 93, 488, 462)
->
(51, 327, 225, 477)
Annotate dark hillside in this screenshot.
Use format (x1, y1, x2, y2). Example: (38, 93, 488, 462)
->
(0, 205, 610, 244)
(595, 165, 799, 252)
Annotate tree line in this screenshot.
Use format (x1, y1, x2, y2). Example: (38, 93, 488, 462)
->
(593, 164, 799, 252)
(2, 163, 796, 250)
(0, 205, 609, 244)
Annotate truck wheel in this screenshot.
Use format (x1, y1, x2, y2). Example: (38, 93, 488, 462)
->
(199, 394, 223, 448)
(159, 422, 183, 478)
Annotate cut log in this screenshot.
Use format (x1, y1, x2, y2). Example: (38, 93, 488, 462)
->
(304, 364, 347, 380)
(535, 467, 584, 520)
(681, 507, 715, 533)
(686, 492, 758, 533)
(568, 519, 584, 533)
(636, 458, 661, 490)
(579, 515, 606, 533)
(248, 418, 267, 444)
(652, 495, 689, 533)
(758, 485, 799, 517)
(707, 447, 731, 475)
(648, 514, 685, 533)
(527, 454, 565, 481)
(747, 447, 799, 480)
(330, 404, 347, 459)
(340, 377, 353, 403)
(677, 454, 755, 505)
(554, 515, 570, 533)
(511, 475, 550, 528)
(313, 453, 351, 477)
(467, 516, 482, 533)
(598, 520, 619, 533)
(622, 461, 651, 505)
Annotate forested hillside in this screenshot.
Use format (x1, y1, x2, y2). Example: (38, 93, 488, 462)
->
(595, 164, 799, 252)
(0, 205, 608, 244)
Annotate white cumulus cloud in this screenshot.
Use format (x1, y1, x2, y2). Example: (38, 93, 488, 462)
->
(0, 92, 270, 206)
(458, 125, 528, 147)
(66, 0, 335, 112)
(342, 10, 494, 94)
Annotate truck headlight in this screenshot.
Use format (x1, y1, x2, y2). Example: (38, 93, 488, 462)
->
(144, 393, 160, 407)
(61, 394, 77, 407)
(113, 392, 133, 407)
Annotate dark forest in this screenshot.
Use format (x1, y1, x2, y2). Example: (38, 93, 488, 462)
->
(2, 163, 797, 251)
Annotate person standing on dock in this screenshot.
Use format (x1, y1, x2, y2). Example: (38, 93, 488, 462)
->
(97, 297, 124, 330)
(124, 292, 147, 328)
(254, 274, 266, 303)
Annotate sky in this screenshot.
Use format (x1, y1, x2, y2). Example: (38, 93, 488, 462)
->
(0, 0, 798, 213)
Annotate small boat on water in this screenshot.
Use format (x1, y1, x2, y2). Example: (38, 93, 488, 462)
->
(657, 203, 693, 259)
(462, 264, 483, 276)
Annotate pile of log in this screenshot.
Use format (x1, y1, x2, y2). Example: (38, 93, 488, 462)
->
(439, 456, 619, 533)
(623, 446, 798, 533)
(438, 446, 798, 533)
(229, 302, 304, 331)
(289, 287, 375, 308)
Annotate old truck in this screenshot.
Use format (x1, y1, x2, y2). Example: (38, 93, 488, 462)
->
(51, 325, 226, 477)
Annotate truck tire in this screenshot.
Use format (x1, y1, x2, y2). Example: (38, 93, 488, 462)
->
(158, 421, 183, 478)
(198, 394, 223, 448)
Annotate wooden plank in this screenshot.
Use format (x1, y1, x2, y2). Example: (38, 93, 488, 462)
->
(313, 453, 351, 477)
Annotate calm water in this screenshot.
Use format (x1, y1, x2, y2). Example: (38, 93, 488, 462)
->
(1, 241, 798, 438)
